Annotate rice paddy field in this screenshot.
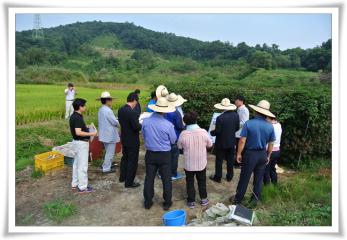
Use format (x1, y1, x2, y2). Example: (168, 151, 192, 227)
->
(15, 84, 149, 125)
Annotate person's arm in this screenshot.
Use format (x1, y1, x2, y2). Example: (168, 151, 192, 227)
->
(205, 132, 213, 150)
(75, 128, 97, 137)
(236, 122, 248, 163)
(266, 142, 274, 164)
(236, 137, 246, 163)
(177, 135, 183, 149)
(106, 110, 120, 127)
(168, 125, 177, 144)
(210, 116, 221, 136)
(129, 111, 142, 132)
(266, 126, 276, 164)
(175, 112, 185, 131)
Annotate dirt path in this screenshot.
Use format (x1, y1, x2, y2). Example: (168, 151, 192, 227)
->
(16, 145, 290, 226)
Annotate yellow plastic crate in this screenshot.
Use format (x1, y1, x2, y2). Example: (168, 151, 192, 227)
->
(35, 151, 64, 173)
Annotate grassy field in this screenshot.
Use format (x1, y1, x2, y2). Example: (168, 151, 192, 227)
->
(16, 84, 149, 125)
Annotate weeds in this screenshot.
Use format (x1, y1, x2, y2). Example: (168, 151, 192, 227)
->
(31, 169, 44, 179)
(43, 199, 77, 223)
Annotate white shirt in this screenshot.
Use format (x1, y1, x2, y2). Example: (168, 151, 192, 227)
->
(272, 122, 282, 148)
(65, 88, 76, 101)
(235, 105, 249, 138)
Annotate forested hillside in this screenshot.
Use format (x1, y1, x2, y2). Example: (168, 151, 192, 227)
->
(16, 21, 332, 85)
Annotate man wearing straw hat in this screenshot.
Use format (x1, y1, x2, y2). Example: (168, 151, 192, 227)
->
(231, 100, 276, 206)
(97, 91, 120, 174)
(209, 98, 240, 183)
(165, 93, 187, 180)
(142, 97, 177, 210)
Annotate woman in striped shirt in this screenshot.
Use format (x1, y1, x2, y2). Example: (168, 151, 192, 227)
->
(177, 111, 213, 208)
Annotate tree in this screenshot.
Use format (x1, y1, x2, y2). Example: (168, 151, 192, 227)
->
(249, 50, 273, 69)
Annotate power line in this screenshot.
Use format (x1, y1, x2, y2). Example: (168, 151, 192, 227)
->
(32, 14, 44, 40)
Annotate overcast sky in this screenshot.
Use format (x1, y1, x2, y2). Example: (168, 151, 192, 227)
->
(16, 13, 331, 50)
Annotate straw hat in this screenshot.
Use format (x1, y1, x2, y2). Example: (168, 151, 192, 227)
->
(248, 100, 275, 118)
(166, 93, 187, 107)
(214, 98, 237, 111)
(148, 97, 176, 113)
(156, 85, 169, 99)
(96, 91, 115, 100)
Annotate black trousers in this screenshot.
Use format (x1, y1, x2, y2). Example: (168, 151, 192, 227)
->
(214, 148, 235, 180)
(235, 149, 267, 203)
(263, 150, 280, 185)
(119, 145, 139, 187)
(171, 143, 180, 177)
(184, 168, 207, 202)
(143, 150, 172, 205)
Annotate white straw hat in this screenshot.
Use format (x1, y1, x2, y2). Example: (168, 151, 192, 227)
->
(214, 98, 237, 111)
(148, 97, 176, 113)
(96, 91, 115, 100)
(156, 85, 169, 99)
(248, 100, 275, 118)
(166, 93, 187, 107)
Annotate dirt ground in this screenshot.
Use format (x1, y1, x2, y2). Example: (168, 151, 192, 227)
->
(15, 145, 267, 226)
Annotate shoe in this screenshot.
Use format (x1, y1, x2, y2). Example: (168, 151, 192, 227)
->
(119, 177, 125, 183)
(171, 172, 183, 181)
(248, 199, 258, 208)
(102, 169, 116, 174)
(209, 175, 221, 183)
(163, 202, 172, 211)
(226, 176, 232, 182)
(125, 182, 140, 188)
(144, 201, 153, 209)
(71, 186, 78, 192)
(78, 186, 94, 194)
(229, 195, 241, 205)
(187, 202, 195, 209)
(200, 198, 209, 206)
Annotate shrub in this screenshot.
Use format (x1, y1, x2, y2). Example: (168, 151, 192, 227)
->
(168, 83, 331, 165)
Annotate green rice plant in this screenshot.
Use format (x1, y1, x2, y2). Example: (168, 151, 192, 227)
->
(43, 199, 77, 223)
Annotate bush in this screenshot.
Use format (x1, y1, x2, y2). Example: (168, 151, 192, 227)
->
(43, 199, 77, 223)
(168, 83, 331, 165)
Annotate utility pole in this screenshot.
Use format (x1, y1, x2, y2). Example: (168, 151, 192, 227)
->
(32, 14, 44, 40)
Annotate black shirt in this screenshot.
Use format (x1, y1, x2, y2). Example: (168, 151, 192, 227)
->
(118, 104, 142, 147)
(69, 111, 90, 141)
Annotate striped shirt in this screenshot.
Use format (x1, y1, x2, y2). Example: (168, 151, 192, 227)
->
(177, 126, 213, 171)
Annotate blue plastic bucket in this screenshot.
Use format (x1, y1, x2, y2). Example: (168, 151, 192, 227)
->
(162, 209, 186, 226)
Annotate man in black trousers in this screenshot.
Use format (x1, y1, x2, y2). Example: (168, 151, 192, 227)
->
(231, 100, 276, 207)
(118, 92, 142, 188)
(210, 98, 239, 183)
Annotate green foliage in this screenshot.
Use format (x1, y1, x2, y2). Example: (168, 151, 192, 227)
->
(168, 81, 331, 164)
(170, 59, 198, 73)
(43, 199, 77, 223)
(259, 168, 331, 226)
(15, 21, 331, 73)
(31, 169, 44, 179)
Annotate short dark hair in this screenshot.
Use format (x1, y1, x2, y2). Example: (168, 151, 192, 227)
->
(72, 98, 86, 111)
(68, 83, 74, 87)
(134, 89, 141, 94)
(127, 92, 138, 102)
(101, 98, 112, 104)
(235, 95, 245, 103)
(183, 110, 198, 125)
(150, 91, 156, 99)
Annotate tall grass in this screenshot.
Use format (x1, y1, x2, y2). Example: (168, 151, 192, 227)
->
(16, 84, 149, 125)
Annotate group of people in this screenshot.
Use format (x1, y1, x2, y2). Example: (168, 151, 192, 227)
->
(66, 82, 282, 211)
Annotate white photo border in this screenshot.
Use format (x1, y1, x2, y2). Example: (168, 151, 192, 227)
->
(8, 7, 339, 234)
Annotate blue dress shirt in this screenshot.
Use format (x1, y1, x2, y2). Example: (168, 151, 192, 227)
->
(240, 115, 276, 150)
(142, 113, 177, 151)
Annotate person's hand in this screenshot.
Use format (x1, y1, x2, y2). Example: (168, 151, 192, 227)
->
(91, 132, 98, 137)
(266, 156, 270, 165)
(236, 154, 242, 164)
